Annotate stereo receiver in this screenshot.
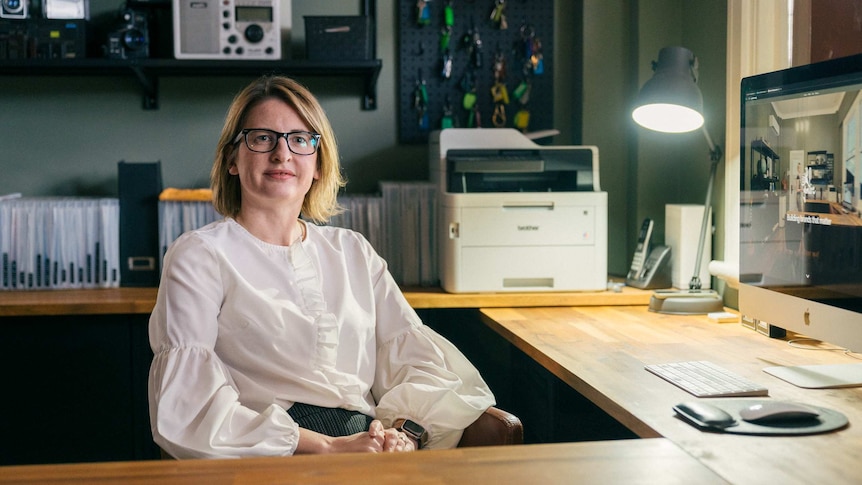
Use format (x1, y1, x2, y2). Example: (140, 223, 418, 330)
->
(173, 0, 280, 59)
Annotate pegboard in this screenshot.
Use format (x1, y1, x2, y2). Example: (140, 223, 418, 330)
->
(398, 0, 555, 144)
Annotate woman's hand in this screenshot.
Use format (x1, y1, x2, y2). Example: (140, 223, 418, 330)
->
(296, 420, 416, 454)
(367, 420, 417, 452)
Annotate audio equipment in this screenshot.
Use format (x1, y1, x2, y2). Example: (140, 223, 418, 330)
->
(0, 18, 86, 59)
(42, 0, 87, 20)
(105, 8, 149, 59)
(0, 0, 28, 19)
(173, 0, 280, 59)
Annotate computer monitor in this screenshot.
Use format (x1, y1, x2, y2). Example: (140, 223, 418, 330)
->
(739, 53, 862, 387)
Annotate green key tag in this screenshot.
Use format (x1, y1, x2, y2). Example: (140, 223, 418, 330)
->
(440, 29, 451, 50)
(441, 114, 454, 129)
(513, 81, 528, 100)
(444, 4, 454, 26)
(463, 91, 477, 110)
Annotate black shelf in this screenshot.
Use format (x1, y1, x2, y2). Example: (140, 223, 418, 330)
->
(0, 58, 382, 110)
(751, 138, 779, 160)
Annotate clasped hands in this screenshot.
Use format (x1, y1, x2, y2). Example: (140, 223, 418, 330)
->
(324, 419, 417, 454)
(366, 419, 417, 452)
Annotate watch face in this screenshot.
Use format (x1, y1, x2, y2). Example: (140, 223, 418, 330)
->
(403, 419, 425, 437)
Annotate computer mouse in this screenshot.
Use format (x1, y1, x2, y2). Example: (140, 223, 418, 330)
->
(673, 401, 737, 429)
(739, 401, 820, 423)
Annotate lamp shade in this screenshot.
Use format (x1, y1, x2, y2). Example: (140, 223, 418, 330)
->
(632, 46, 704, 133)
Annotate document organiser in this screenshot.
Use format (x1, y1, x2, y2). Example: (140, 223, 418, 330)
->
(118, 161, 162, 287)
(430, 129, 607, 293)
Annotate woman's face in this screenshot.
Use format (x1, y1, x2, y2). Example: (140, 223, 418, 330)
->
(228, 98, 320, 213)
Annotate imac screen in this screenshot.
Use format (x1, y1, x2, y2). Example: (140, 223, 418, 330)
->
(739, 53, 862, 356)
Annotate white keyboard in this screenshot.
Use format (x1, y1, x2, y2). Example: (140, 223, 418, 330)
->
(645, 360, 769, 398)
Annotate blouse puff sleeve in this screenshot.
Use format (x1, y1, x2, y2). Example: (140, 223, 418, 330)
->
(364, 240, 496, 450)
(148, 233, 301, 459)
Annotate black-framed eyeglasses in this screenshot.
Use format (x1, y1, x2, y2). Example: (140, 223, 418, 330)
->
(233, 129, 321, 155)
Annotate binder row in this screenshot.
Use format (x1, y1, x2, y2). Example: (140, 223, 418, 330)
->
(379, 182, 438, 287)
(330, 182, 438, 287)
(0, 185, 439, 291)
(156, 192, 437, 287)
(0, 197, 120, 290)
(158, 200, 221, 262)
(329, 195, 384, 254)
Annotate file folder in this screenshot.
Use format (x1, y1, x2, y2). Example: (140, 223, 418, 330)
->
(118, 161, 162, 287)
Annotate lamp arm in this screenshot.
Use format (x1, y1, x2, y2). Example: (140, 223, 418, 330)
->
(689, 126, 723, 290)
(702, 128, 723, 162)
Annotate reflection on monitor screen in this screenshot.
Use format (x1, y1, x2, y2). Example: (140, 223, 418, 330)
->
(739, 53, 862, 386)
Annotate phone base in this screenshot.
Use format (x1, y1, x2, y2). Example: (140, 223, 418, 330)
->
(648, 289, 724, 315)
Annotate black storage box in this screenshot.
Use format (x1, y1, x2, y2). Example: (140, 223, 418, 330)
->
(304, 16, 372, 61)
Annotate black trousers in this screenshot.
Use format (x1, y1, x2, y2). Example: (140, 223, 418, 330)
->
(287, 403, 375, 437)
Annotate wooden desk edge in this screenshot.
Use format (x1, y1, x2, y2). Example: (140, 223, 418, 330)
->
(0, 440, 726, 484)
(404, 286, 652, 309)
(0, 286, 653, 316)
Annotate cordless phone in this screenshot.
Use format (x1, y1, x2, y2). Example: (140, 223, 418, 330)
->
(627, 218, 653, 281)
(626, 218, 672, 289)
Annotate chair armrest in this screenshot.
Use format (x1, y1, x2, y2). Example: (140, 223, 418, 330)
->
(457, 406, 524, 447)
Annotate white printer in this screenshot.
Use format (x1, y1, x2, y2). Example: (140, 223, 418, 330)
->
(429, 128, 607, 293)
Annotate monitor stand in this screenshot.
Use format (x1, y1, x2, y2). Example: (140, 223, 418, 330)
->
(763, 363, 862, 389)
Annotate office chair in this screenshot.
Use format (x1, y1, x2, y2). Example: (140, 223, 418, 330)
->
(457, 406, 523, 447)
(160, 406, 522, 458)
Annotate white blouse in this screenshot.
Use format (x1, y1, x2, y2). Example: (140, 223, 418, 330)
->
(148, 218, 494, 459)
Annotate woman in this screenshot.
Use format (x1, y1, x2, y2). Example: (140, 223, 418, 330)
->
(147, 75, 495, 459)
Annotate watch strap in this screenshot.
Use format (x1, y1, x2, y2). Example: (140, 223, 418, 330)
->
(393, 418, 428, 449)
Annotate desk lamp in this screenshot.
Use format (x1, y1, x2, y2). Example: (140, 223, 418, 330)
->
(632, 46, 724, 314)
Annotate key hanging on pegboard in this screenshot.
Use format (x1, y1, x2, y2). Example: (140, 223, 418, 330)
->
(398, 0, 555, 143)
(491, 49, 509, 127)
(413, 69, 430, 131)
(490, 0, 507, 30)
(416, 0, 432, 26)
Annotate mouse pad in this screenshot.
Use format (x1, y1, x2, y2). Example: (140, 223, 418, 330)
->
(675, 399, 849, 436)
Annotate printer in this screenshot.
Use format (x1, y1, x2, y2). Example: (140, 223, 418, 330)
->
(429, 128, 607, 293)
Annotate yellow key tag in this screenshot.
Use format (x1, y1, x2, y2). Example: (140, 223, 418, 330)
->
(514, 110, 530, 130)
(491, 83, 510, 104)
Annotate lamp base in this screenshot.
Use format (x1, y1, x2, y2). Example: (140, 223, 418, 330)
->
(649, 289, 724, 315)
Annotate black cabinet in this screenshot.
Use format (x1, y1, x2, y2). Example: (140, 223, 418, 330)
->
(0, 314, 158, 465)
(417, 309, 638, 445)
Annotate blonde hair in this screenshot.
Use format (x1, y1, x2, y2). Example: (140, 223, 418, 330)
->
(211, 75, 345, 223)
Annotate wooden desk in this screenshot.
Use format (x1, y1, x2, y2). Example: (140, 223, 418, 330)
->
(480, 305, 862, 485)
(0, 440, 726, 484)
(0, 285, 651, 465)
(0, 285, 651, 316)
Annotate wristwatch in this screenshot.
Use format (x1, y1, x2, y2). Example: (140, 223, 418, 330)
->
(393, 418, 428, 449)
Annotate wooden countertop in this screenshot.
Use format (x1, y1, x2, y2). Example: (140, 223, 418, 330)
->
(0, 287, 160, 317)
(401, 284, 651, 308)
(790, 199, 862, 226)
(0, 440, 726, 484)
(480, 305, 862, 485)
(0, 284, 652, 317)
